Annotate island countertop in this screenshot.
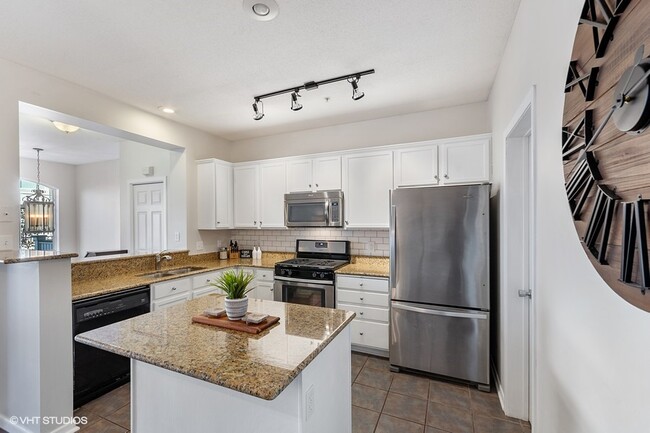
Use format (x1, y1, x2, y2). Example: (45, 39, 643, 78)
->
(75, 296, 355, 400)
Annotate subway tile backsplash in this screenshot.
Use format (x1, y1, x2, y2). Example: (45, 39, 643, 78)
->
(230, 228, 389, 257)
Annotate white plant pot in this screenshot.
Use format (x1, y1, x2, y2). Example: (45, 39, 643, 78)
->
(224, 296, 249, 320)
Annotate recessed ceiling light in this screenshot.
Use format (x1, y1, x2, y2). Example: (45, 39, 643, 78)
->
(159, 106, 175, 114)
(243, 0, 279, 21)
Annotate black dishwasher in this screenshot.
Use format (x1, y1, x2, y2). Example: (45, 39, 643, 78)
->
(72, 286, 150, 408)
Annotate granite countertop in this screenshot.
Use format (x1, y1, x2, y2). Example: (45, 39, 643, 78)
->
(0, 250, 78, 264)
(337, 256, 389, 278)
(72, 253, 292, 301)
(75, 296, 355, 400)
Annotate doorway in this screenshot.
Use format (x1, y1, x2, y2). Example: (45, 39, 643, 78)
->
(131, 180, 167, 254)
(500, 87, 536, 423)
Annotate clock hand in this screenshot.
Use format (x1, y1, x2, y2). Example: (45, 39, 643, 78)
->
(623, 68, 650, 100)
(585, 99, 622, 151)
(620, 45, 645, 95)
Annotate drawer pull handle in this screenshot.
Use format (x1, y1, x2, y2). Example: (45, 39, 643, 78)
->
(171, 287, 177, 291)
(359, 312, 364, 315)
(360, 297, 364, 301)
(359, 332, 364, 336)
(206, 279, 210, 283)
(359, 283, 363, 286)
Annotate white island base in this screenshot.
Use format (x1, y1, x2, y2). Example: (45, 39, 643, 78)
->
(131, 327, 351, 433)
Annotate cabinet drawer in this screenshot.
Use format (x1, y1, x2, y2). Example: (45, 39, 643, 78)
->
(350, 320, 389, 350)
(152, 278, 191, 300)
(255, 268, 274, 282)
(337, 303, 389, 322)
(337, 289, 389, 307)
(151, 292, 191, 311)
(337, 276, 388, 293)
(193, 286, 223, 299)
(192, 271, 222, 289)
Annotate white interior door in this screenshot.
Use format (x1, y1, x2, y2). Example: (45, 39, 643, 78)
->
(132, 182, 166, 254)
(501, 90, 535, 423)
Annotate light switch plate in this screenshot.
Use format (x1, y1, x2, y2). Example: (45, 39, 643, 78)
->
(0, 235, 13, 250)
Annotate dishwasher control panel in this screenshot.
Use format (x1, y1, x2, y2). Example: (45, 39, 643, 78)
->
(74, 287, 150, 323)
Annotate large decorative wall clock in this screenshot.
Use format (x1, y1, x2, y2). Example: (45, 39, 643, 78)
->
(563, 0, 650, 311)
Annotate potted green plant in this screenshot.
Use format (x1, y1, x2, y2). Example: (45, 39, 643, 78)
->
(210, 269, 255, 320)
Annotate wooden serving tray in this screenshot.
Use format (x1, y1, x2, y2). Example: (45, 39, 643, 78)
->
(191, 314, 280, 334)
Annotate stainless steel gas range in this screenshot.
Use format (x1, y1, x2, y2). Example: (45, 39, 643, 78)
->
(273, 239, 350, 308)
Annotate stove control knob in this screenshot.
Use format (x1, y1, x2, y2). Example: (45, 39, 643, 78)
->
(312, 272, 317, 278)
(319, 272, 325, 279)
(287, 270, 292, 277)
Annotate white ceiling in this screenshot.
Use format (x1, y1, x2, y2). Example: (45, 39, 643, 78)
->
(1, 0, 521, 141)
(19, 113, 120, 165)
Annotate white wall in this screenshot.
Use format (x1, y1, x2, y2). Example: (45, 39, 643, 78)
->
(76, 160, 120, 256)
(230, 102, 489, 162)
(19, 158, 77, 252)
(489, 1, 650, 432)
(0, 56, 230, 254)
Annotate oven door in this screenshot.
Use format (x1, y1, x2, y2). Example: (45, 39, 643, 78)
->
(273, 279, 335, 308)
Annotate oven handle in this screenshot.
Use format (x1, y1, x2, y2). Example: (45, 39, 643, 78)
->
(274, 276, 334, 285)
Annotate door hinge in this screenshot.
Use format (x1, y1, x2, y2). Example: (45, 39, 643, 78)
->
(518, 289, 532, 299)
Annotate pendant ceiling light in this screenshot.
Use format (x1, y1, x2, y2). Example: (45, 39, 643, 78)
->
(22, 148, 55, 234)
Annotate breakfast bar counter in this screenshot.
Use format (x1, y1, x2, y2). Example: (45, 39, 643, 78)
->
(76, 296, 355, 432)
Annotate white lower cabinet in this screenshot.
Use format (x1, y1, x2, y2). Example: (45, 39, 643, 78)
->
(253, 268, 275, 301)
(192, 270, 224, 298)
(336, 275, 389, 355)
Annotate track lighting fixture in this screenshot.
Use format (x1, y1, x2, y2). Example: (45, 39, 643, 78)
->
(290, 91, 303, 111)
(251, 69, 374, 120)
(348, 76, 365, 100)
(253, 99, 264, 120)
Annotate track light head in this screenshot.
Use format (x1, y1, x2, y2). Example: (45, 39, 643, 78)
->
(290, 91, 303, 111)
(348, 76, 365, 100)
(253, 99, 264, 120)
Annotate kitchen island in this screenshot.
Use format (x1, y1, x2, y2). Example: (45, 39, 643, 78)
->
(76, 295, 355, 433)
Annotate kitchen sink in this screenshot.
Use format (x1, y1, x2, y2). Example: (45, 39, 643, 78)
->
(138, 266, 207, 279)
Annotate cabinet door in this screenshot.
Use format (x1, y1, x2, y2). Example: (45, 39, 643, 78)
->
(312, 156, 341, 190)
(342, 151, 393, 228)
(439, 138, 490, 184)
(215, 163, 233, 228)
(286, 159, 313, 192)
(255, 282, 275, 301)
(196, 161, 216, 229)
(233, 165, 259, 228)
(259, 162, 287, 228)
(393, 145, 439, 187)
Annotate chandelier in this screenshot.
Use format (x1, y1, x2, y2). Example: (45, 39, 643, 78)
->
(22, 148, 55, 234)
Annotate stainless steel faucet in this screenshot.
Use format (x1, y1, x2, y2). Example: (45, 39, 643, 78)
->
(155, 250, 172, 270)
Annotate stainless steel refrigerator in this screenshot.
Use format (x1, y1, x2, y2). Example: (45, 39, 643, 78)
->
(389, 184, 490, 390)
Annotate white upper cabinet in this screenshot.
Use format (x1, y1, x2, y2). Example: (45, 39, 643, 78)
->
(393, 144, 439, 187)
(234, 162, 286, 229)
(439, 138, 490, 184)
(196, 159, 233, 229)
(233, 165, 259, 228)
(286, 156, 341, 192)
(312, 156, 342, 191)
(258, 162, 287, 228)
(342, 151, 393, 229)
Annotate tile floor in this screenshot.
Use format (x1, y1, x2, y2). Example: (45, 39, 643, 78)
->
(352, 353, 531, 433)
(66, 352, 531, 433)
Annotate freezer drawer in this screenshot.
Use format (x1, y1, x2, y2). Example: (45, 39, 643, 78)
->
(389, 301, 489, 385)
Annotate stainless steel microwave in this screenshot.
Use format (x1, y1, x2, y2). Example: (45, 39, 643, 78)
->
(284, 190, 344, 227)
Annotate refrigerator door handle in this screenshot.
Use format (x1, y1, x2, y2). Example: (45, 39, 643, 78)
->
(389, 198, 397, 295)
(391, 301, 488, 320)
